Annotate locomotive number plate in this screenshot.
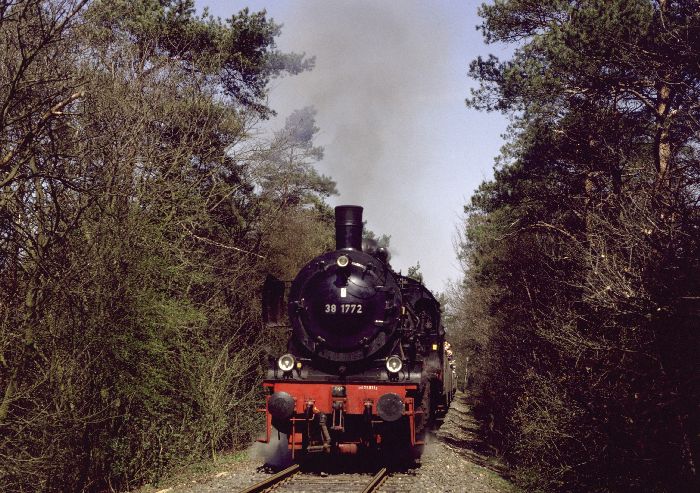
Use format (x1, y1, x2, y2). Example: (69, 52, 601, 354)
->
(325, 303, 363, 314)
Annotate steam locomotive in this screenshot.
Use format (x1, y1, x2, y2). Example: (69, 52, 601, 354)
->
(259, 206, 456, 461)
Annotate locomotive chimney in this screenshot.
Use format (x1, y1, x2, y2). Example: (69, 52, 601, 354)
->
(335, 205, 363, 250)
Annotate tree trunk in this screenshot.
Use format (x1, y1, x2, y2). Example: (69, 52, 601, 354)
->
(654, 0, 673, 184)
(654, 80, 673, 182)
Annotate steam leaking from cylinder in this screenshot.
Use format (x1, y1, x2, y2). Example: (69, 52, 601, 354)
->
(249, 429, 292, 468)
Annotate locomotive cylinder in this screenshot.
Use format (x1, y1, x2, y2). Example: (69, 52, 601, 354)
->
(335, 205, 363, 250)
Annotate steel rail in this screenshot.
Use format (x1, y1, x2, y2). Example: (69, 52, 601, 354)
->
(361, 467, 388, 493)
(238, 464, 389, 493)
(238, 464, 300, 493)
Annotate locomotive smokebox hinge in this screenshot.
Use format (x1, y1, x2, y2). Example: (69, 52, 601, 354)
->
(290, 299, 306, 313)
(359, 337, 370, 352)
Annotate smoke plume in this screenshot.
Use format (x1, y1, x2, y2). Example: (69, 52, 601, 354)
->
(268, 0, 457, 288)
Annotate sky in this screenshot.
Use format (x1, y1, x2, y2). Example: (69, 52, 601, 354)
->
(198, 0, 510, 293)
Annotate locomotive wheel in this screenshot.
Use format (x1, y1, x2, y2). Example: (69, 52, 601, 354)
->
(406, 380, 431, 461)
(380, 381, 431, 463)
(411, 379, 432, 459)
(415, 379, 430, 437)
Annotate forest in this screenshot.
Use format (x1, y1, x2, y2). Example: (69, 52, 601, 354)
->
(0, 1, 698, 492)
(1, 0, 335, 490)
(446, 0, 699, 491)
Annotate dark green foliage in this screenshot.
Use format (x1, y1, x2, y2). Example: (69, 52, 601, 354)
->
(0, 1, 329, 491)
(453, 1, 699, 491)
(86, 0, 313, 117)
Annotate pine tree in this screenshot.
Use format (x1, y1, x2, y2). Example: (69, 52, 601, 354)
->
(456, 1, 700, 490)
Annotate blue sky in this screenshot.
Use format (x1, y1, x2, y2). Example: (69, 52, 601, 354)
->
(197, 0, 510, 293)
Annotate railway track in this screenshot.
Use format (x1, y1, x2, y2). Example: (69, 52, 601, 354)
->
(237, 464, 394, 493)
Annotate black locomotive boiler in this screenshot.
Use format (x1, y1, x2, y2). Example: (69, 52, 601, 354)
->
(259, 205, 455, 460)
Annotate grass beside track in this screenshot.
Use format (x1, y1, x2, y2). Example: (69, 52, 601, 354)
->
(135, 450, 252, 493)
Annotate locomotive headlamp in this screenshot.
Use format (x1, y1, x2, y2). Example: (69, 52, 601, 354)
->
(277, 353, 296, 372)
(336, 255, 350, 268)
(385, 355, 403, 373)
